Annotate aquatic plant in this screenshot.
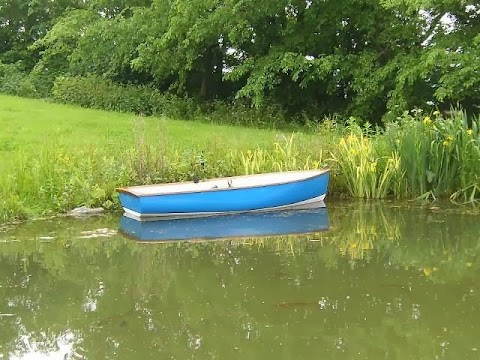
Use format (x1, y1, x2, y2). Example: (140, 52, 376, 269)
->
(386, 110, 480, 202)
(238, 134, 325, 175)
(331, 122, 400, 198)
(331, 111, 480, 202)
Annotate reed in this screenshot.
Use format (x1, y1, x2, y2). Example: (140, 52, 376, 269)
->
(386, 110, 480, 202)
(332, 111, 480, 202)
(331, 122, 400, 198)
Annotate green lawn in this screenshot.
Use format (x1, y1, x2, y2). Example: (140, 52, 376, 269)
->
(0, 94, 288, 157)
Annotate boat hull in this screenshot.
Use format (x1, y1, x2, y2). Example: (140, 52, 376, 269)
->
(118, 169, 329, 220)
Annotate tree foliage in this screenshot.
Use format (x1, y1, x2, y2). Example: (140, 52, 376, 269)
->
(0, 0, 86, 68)
(1, 0, 479, 122)
(382, 0, 480, 116)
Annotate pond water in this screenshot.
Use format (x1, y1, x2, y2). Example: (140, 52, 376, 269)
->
(0, 201, 479, 359)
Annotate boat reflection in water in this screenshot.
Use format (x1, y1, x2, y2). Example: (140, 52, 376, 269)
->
(119, 207, 330, 242)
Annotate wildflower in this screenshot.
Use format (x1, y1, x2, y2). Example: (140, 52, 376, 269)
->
(423, 116, 432, 125)
(467, 129, 473, 136)
(443, 135, 454, 147)
(433, 110, 441, 116)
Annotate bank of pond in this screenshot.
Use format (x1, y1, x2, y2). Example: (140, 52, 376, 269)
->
(1, 98, 479, 225)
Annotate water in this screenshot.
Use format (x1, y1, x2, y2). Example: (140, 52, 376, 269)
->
(0, 201, 479, 359)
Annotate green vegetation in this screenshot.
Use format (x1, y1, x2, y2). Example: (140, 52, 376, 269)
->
(1, 0, 479, 123)
(0, 94, 333, 223)
(50, 75, 296, 129)
(0, 94, 284, 152)
(1, 1, 478, 225)
(335, 111, 480, 202)
(1, 95, 479, 225)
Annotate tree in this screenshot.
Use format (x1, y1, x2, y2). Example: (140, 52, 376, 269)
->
(6, 0, 479, 121)
(0, 0, 85, 69)
(132, 0, 226, 98)
(30, 0, 154, 86)
(382, 1, 480, 115)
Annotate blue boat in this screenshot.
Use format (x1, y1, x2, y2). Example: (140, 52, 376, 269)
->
(119, 207, 330, 242)
(117, 169, 329, 221)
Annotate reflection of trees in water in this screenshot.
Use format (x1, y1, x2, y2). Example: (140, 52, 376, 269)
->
(0, 204, 479, 358)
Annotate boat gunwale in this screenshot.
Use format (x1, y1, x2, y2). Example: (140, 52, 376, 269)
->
(116, 168, 330, 198)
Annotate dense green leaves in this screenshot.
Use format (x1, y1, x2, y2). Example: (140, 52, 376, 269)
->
(1, 0, 479, 122)
(382, 1, 480, 117)
(0, 0, 85, 68)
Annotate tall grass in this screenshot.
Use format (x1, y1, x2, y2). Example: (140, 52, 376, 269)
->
(239, 134, 326, 175)
(333, 111, 480, 202)
(0, 145, 132, 221)
(0, 132, 327, 224)
(331, 122, 400, 199)
(386, 110, 480, 201)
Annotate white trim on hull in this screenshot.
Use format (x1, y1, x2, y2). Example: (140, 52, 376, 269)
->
(123, 194, 326, 221)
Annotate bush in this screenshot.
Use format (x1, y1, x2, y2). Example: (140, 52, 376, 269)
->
(52, 75, 199, 118)
(51, 75, 310, 129)
(201, 100, 292, 129)
(0, 62, 38, 97)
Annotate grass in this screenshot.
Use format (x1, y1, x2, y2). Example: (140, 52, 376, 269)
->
(0, 95, 287, 154)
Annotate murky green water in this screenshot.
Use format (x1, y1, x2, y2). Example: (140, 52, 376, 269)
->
(1, 202, 479, 359)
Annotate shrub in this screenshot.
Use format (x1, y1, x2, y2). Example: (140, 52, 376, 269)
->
(52, 75, 199, 118)
(0, 62, 38, 98)
(201, 100, 292, 129)
(51, 75, 307, 129)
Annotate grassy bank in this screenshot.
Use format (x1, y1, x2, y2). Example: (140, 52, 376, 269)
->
(1, 95, 479, 224)
(0, 95, 335, 223)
